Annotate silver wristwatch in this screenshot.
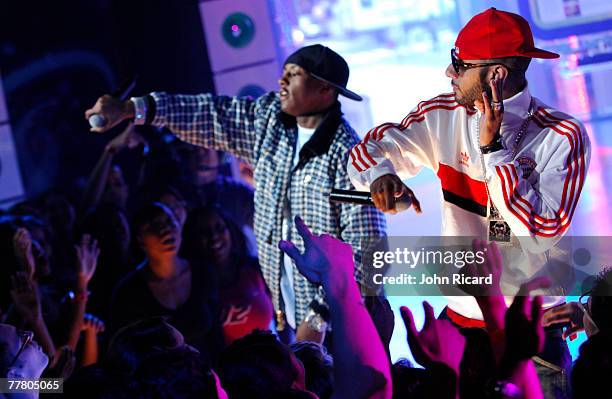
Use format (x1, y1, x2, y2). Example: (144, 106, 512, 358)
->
(304, 309, 328, 333)
(130, 96, 148, 125)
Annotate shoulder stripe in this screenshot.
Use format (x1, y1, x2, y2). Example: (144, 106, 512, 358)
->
(349, 147, 365, 172)
(401, 104, 466, 130)
(495, 107, 586, 236)
(360, 142, 378, 167)
(400, 97, 458, 127)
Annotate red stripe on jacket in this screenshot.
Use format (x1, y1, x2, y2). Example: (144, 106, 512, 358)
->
(495, 109, 585, 236)
(437, 163, 488, 207)
(353, 94, 475, 173)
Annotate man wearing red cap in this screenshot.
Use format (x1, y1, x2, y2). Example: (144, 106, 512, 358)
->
(348, 7, 590, 398)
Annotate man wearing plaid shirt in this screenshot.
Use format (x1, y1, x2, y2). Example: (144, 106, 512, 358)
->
(85, 44, 387, 340)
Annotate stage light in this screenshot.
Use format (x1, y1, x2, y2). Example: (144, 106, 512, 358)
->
(222, 12, 255, 48)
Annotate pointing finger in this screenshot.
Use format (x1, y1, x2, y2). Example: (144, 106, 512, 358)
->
(294, 216, 314, 244)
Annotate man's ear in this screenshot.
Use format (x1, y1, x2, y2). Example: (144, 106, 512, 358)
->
(492, 65, 509, 80)
(319, 83, 338, 104)
(319, 82, 333, 95)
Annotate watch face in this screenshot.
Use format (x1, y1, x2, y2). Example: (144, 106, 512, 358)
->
(307, 314, 327, 333)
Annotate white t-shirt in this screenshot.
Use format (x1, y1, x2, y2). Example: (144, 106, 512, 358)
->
(280, 124, 316, 329)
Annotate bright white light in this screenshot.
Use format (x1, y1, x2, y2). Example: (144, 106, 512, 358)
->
(291, 28, 305, 44)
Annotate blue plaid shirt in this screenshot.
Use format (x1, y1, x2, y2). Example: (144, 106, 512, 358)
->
(149, 91, 387, 324)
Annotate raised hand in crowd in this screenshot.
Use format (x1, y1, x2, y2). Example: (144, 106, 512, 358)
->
(81, 313, 105, 367)
(504, 278, 549, 363)
(459, 239, 507, 349)
(10, 271, 57, 358)
(75, 234, 100, 292)
(280, 217, 354, 286)
(85, 94, 135, 133)
(400, 302, 465, 374)
(104, 122, 147, 155)
(66, 235, 100, 350)
(400, 302, 463, 399)
(82, 313, 105, 334)
(497, 277, 551, 399)
(280, 216, 392, 399)
(12, 227, 36, 281)
(81, 121, 144, 213)
(10, 271, 42, 325)
(542, 301, 585, 339)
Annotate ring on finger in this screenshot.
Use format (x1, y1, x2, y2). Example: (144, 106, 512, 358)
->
(492, 102, 504, 111)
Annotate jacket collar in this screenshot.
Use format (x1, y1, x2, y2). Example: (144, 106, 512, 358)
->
(278, 101, 343, 163)
(500, 84, 533, 134)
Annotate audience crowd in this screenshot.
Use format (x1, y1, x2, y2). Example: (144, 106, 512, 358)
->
(1, 124, 611, 399)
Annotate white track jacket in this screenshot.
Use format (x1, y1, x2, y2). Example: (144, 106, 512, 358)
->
(348, 88, 591, 319)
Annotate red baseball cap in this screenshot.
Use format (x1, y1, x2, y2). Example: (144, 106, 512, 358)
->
(454, 7, 559, 60)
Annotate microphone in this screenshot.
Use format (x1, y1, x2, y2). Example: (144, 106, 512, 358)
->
(88, 76, 138, 129)
(329, 189, 413, 212)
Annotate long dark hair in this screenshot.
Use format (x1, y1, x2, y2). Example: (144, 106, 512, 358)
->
(0, 219, 20, 312)
(181, 206, 251, 269)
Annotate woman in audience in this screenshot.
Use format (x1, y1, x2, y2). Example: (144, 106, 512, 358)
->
(110, 202, 223, 362)
(132, 184, 189, 228)
(2, 219, 99, 361)
(182, 206, 273, 344)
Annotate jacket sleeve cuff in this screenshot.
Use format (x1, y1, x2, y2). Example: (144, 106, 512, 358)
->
(352, 161, 397, 191)
(149, 92, 167, 127)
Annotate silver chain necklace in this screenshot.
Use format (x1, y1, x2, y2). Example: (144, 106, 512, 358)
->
(477, 97, 536, 219)
(510, 98, 536, 157)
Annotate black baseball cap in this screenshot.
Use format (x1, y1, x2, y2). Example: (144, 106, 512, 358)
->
(285, 44, 362, 102)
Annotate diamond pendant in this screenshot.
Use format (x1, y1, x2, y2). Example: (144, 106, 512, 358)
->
(488, 202, 511, 242)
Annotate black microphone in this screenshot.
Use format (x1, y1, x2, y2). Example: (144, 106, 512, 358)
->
(329, 189, 374, 205)
(88, 76, 138, 129)
(329, 188, 413, 211)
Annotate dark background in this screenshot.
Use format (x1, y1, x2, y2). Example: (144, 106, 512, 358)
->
(0, 0, 215, 197)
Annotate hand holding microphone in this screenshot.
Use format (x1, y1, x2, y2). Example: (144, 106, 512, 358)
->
(330, 174, 421, 214)
(371, 174, 421, 214)
(84, 77, 137, 133)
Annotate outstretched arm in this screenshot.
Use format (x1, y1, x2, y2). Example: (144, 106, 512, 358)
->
(80, 123, 146, 212)
(85, 91, 276, 165)
(497, 279, 550, 399)
(347, 95, 448, 214)
(65, 236, 99, 350)
(280, 217, 392, 399)
(400, 302, 464, 399)
(10, 272, 56, 359)
(80, 313, 105, 367)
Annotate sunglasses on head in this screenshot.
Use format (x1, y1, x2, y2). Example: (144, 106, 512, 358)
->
(450, 48, 510, 74)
